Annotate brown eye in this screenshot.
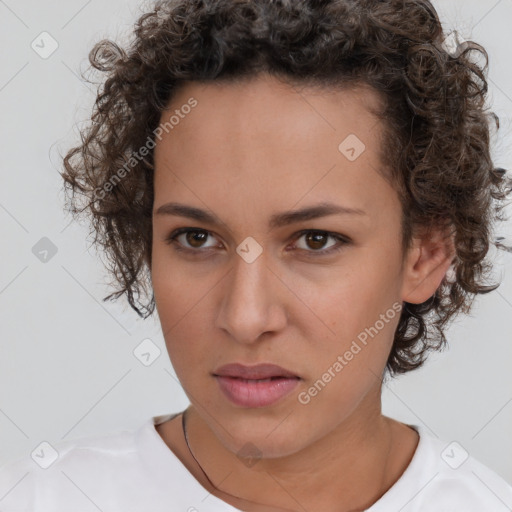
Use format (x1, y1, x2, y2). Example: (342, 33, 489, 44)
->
(165, 228, 219, 251)
(184, 230, 209, 248)
(293, 230, 349, 255)
(304, 232, 329, 250)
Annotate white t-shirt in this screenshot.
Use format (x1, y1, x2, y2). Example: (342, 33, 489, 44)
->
(1, 412, 511, 511)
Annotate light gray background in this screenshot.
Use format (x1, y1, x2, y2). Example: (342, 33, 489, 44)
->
(1, 0, 511, 485)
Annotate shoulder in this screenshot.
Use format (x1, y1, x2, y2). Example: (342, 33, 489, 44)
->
(0, 419, 150, 511)
(0, 412, 197, 511)
(370, 425, 512, 512)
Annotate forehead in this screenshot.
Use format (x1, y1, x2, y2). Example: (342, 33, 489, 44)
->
(157, 74, 385, 151)
(153, 74, 397, 228)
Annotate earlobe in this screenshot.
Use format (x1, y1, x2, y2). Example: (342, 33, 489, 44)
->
(401, 230, 456, 305)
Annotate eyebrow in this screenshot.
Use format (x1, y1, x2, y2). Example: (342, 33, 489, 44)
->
(154, 201, 367, 230)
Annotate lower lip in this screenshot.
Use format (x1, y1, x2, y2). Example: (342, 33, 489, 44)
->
(214, 376, 301, 407)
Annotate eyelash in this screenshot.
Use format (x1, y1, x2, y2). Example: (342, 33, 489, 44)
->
(164, 228, 350, 257)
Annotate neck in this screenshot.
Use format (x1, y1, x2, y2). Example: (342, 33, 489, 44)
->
(183, 384, 409, 511)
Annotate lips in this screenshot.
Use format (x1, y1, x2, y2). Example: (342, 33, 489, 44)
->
(212, 363, 302, 407)
(212, 362, 301, 380)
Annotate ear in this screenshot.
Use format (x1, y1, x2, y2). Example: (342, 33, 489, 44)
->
(401, 225, 456, 304)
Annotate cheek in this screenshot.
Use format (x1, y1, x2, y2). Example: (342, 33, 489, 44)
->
(308, 253, 400, 333)
(155, 302, 212, 389)
(151, 248, 221, 376)
(304, 249, 402, 371)
(300, 277, 400, 414)
(151, 244, 206, 326)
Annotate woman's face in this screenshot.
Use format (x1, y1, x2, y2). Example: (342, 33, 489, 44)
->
(151, 74, 427, 457)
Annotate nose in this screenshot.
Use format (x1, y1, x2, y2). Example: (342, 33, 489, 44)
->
(214, 250, 288, 345)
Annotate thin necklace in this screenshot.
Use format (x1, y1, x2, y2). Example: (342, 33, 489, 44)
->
(181, 407, 223, 493)
(181, 408, 297, 511)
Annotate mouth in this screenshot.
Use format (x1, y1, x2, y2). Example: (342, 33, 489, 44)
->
(214, 376, 301, 408)
(211, 362, 302, 407)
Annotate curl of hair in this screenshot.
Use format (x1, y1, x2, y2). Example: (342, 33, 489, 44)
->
(61, 0, 511, 376)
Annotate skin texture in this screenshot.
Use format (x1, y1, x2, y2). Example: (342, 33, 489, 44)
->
(150, 73, 455, 511)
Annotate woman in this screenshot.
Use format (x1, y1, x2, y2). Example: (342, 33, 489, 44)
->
(1, 0, 511, 510)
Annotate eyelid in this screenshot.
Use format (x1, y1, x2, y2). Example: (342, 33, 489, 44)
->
(165, 227, 351, 256)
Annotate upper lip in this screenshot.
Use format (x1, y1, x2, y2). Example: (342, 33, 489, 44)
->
(213, 363, 300, 380)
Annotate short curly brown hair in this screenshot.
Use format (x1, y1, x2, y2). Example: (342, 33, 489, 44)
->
(61, 0, 511, 376)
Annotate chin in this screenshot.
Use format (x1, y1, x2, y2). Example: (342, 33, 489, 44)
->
(214, 416, 310, 460)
